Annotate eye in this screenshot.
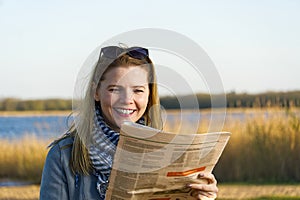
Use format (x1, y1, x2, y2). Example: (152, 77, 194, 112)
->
(134, 89, 144, 93)
(108, 87, 120, 93)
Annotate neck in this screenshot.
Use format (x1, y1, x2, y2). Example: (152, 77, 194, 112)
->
(102, 115, 120, 132)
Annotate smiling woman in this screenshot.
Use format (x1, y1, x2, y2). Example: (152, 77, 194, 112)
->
(94, 66, 150, 131)
(39, 44, 219, 200)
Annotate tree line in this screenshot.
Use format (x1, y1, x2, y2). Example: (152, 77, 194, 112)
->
(0, 98, 72, 111)
(1, 91, 300, 111)
(160, 91, 300, 109)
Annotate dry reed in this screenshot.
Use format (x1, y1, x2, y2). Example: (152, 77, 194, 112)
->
(0, 135, 49, 184)
(214, 108, 300, 183)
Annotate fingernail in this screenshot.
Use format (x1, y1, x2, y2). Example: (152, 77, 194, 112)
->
(186, 184, 191, 188)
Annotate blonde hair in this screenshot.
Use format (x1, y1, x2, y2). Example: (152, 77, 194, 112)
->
(69, 48, 162, 174)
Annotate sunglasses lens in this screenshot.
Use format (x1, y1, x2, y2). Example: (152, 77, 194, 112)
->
(128, 47, 149, 59)
(101, 46, 120, 59)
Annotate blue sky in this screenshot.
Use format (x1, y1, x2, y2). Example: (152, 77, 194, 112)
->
(0, 0, 300, 99)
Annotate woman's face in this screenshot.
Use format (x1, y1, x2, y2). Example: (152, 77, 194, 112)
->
(94, 65, 149, 130)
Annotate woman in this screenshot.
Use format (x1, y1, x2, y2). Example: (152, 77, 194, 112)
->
(40, 45, 218, 200)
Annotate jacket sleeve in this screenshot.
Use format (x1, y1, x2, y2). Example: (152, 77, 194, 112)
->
(40, 143, 69, 200)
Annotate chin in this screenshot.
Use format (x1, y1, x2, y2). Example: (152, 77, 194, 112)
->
(117, 118, 136, 127)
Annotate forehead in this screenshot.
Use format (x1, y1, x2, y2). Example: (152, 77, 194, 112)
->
(101, 65, 149, 85)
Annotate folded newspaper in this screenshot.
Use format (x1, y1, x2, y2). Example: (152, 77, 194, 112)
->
(106, 121, 231, 200)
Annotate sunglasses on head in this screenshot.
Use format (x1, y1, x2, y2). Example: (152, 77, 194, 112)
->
(100, 46, 149, 60)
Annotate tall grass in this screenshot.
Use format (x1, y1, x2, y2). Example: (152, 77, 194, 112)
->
(0, 108, 299, 183)
(0, 135, 49, 183)
(214, 108, 300, 183)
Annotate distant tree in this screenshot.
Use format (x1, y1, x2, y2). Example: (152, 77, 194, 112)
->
(1, 98, 19, 111)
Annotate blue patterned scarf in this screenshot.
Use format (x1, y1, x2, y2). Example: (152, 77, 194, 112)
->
(89, 103, 145, 199)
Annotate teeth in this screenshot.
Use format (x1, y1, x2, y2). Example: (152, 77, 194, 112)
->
(116, 108, 134, 115)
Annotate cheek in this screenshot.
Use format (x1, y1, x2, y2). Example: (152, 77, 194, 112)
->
(136, 94, 149, 108)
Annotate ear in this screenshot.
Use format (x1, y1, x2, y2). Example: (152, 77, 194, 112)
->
(93, 82, 101, 101)
(94, 91, 100, 101)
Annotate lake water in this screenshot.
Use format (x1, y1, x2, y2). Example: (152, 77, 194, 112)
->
(0, 115, 70, 140)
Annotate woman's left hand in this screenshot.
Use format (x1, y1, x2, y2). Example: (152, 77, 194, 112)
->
(187, 172, 218, 200)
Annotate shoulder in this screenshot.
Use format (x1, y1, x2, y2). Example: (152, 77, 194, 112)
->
(47, 135, 74, 162)
(57, 135, 74, 150)
(40, 135, 75, 199)
(50, 134, 74, 151)
(42, 135, 75, 181)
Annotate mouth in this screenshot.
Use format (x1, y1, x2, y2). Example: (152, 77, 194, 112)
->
(114, 108, 136, 116)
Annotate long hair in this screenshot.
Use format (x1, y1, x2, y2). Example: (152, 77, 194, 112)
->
(69, 48, 162, 174)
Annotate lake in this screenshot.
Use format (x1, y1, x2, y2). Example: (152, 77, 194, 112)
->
(0, 115, 70, 140)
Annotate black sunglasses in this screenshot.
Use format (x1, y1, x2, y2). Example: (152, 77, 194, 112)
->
(100, 46, 149, 60)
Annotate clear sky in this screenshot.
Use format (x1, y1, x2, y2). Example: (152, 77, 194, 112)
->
(1, 0, 300, 99)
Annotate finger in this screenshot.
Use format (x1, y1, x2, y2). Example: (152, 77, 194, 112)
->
(191, 190, 217, 200)
(198, 191, 217, 199)
(188, 183, 219, 193)
(198, 173, 217, 184)
(197, 194, 217, 200)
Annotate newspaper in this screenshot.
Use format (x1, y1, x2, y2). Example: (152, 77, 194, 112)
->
(105, 121, 231, 200)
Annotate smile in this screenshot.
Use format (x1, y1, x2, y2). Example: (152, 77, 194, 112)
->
(114, 108, 135, 115)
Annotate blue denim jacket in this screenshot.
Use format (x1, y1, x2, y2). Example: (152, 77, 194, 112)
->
(40, 137, 100, 200)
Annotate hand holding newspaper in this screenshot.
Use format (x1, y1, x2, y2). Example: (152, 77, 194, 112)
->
(106, 121, 231, 200)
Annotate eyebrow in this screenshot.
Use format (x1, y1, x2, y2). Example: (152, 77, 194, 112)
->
(106, 85, 147, 89)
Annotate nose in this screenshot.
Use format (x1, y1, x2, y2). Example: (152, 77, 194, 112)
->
(120, 90, 134, 104)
